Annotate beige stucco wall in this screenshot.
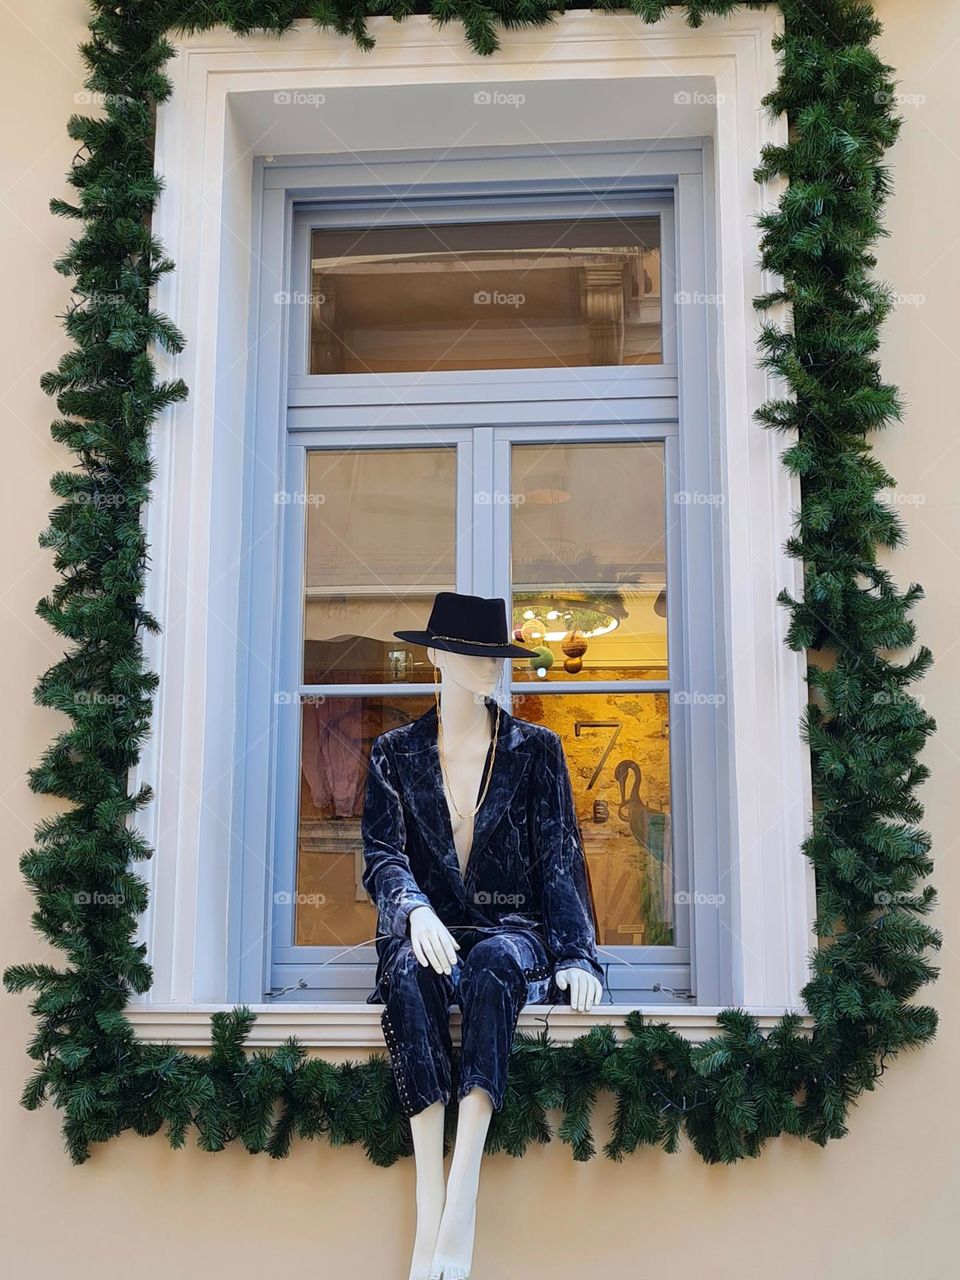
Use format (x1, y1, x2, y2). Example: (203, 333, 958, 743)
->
(1, 2, 956, 1275)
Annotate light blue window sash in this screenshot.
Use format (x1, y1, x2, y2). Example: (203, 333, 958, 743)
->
(233, 141, 726, 1006)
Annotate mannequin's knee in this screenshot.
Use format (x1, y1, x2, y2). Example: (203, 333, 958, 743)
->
(460, 935, 528, 993)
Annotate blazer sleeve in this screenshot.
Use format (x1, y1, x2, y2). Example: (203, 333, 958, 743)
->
(535, 730, 603, 982)
(361, 735, 432, 938)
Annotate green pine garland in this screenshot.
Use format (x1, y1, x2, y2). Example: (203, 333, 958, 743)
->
(4, 0, 940, 1166)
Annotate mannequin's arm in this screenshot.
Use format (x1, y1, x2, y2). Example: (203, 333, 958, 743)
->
(536, 731, 604, 1009)
(361, 737, 433, 937)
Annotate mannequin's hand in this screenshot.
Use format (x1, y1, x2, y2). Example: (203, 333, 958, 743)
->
(555, 966, 602, 1013)
(408, 906, 460, 976)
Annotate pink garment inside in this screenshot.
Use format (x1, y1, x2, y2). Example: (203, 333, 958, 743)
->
(300, 691, 365, 817)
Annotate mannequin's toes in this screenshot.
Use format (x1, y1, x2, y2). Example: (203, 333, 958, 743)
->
(429, 1259, 471, 1280)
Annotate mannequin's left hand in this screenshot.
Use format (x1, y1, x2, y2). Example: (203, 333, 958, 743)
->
(554, 966, 602, 1013)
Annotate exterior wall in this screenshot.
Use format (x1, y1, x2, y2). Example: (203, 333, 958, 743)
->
(0, 2, 955, 1274)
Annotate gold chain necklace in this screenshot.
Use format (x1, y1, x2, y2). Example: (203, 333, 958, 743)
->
(434, 669, 501, 821)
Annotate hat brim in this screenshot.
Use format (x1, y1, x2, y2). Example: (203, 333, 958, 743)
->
(392, 629, 539, 659)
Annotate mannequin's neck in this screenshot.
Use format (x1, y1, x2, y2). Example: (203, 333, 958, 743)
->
(437, 679, 493, 750)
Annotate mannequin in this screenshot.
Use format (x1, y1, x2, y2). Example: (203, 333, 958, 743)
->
(361, 591, 603, 1280)
(413, 646, 600, 1279)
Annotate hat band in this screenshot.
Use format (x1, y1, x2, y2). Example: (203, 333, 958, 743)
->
(428, 633, 512, 647)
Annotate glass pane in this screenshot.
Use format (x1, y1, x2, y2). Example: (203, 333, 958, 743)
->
(303, 448, 456, 684)
(515, 692, 675, 946)
(294, 694, 432, 946)
(510, 441, 668, 682)
(294, 692, 674, 949)
(309, 217, 661, 373)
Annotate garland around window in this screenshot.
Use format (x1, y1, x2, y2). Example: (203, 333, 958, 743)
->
(4, 0, 940, 1166)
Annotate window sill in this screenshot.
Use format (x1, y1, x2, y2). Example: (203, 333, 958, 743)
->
(125, 1003, 812, 1049)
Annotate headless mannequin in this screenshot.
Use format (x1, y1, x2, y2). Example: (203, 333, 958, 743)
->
(406, 647, 601, 1280)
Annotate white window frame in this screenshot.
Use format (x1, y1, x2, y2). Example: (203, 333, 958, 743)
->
(126, 8, 815, 1048)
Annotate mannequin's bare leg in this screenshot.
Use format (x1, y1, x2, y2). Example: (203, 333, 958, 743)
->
(408, 1102, 447, 1280)
(429, 1087, 493, 1280)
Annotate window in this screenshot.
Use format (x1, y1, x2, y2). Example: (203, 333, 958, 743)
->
(133, 14, 813, 1042)
(261, 173, 722, 1005)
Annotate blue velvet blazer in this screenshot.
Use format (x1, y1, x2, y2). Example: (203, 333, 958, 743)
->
(361, 695, 603, 1005)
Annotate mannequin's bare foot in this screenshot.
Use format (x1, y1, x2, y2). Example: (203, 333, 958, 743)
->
(428, 1200, 476, 1279)
(408, 1102, 447, 1280)
(409, 1199, 444, 1280)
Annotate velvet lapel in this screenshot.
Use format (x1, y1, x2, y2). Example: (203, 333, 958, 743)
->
(391, 695, 533, 897)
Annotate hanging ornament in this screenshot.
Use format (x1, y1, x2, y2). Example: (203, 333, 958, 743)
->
(563, 656, 583, 674)
(529, 644, 554, 678)
(561, 629, 588, 659)
(520, 617, 547, 647)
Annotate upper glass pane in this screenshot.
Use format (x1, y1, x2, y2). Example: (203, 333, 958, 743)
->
(303, 448, 457, 684)
(510, 441, 668, 682)
(308, 217, 662, 374)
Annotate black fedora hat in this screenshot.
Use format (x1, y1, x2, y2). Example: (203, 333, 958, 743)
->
(394, 591, 539, 659)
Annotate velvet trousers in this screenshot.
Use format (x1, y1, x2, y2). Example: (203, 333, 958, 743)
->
(379, 926, 552, 1117)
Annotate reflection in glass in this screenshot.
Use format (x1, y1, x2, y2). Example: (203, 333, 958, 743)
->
(515, 692, 674, 945)
(510, 442, 668, 682)
(302, 448, 456, 684)
(294, 695, 432, 947)
(309, 218, 662, 374)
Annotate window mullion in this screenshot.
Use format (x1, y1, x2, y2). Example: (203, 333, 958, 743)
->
(468, 428, 495, 596)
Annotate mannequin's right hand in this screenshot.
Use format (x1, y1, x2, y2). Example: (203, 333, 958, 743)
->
(408, 906, 460, 975)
